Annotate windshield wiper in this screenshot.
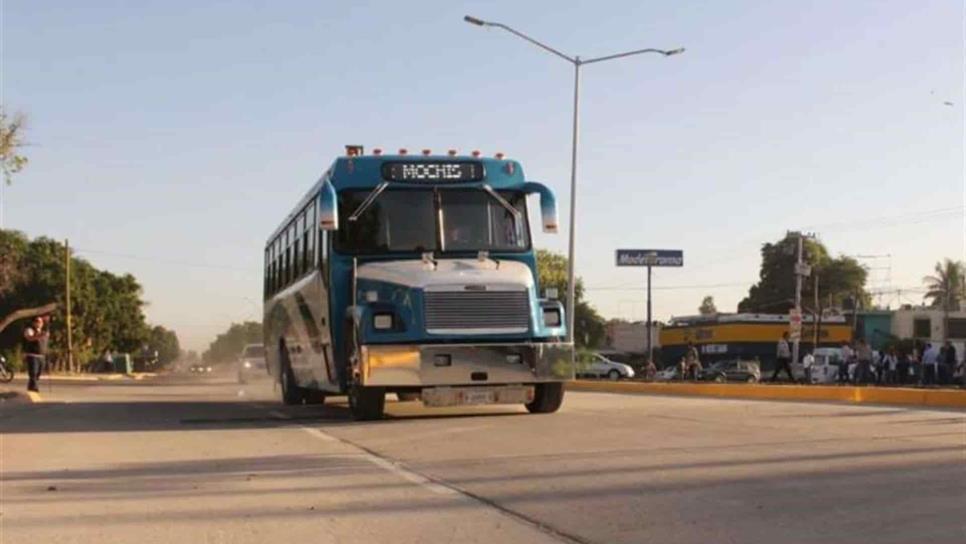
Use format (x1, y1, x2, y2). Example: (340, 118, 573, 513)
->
(348, 182, 390, 222)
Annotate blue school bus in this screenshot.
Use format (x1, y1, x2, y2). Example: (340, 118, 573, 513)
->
(263, 146, 573, 419)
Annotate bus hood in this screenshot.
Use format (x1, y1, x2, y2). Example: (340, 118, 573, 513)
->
(356, 258, 534, 291)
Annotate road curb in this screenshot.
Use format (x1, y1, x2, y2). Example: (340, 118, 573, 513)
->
(568, 380, 966, 409)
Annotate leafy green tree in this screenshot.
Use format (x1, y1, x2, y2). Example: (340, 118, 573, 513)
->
(923, 259, 965, 310)
(0, 230, 163, 367)
(738, 234, 869, 313)
(0, 108, 28, 186)
(535, 250, 605, 348)
(203, 321, 262, 364)
(699, 295, 717, 315)
(147, 325, 181, 367)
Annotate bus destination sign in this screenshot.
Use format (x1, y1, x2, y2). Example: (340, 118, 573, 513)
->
(381, 161, 485, 183)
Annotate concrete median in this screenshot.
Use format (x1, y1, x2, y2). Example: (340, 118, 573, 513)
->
(568, 380, 966, 409)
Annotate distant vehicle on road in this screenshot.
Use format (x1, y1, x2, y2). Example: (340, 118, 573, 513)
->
(577, 353, 635, 380)
(699, 359, 761, 383)
(189, 364, 213, 374)
(237, 344, 267, 384)
(262, 146, 573, 419)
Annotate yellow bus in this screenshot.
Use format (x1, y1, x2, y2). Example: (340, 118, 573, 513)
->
(659, 313, 852, 367)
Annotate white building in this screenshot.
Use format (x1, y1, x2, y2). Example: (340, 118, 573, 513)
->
(605, 321, 661, 354)
(890, 306, 965, 359)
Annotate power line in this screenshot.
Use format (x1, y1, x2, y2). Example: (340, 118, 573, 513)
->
(73, 247, 260, 275)
(586, 281, 747, 291)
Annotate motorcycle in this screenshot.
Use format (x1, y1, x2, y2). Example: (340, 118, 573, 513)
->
(0, 355, 14, 383)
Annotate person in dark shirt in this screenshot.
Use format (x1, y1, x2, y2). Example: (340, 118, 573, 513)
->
(22, 316, 50, 392)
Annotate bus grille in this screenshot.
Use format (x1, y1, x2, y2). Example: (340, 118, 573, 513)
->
(424, 290, 531, 333)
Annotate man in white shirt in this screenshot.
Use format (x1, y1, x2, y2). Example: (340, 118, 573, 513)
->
(921, 344, 940, 385)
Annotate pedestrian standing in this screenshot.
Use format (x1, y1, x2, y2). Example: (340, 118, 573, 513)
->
(22, 316, 50, 393)
(855, 339, 873, 385)
(839, 342, 854, 384)
(771, 332, 794, 382)
(896, 349, 910, 386)
(921, 344, 939, 386)
(882, 347, 898, 385)
(684, 343, 701, 381)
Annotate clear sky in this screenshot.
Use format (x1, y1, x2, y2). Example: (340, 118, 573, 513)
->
(2, 0, 963, 352)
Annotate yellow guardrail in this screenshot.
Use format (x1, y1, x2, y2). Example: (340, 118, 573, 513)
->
(568, 380, 966, 409)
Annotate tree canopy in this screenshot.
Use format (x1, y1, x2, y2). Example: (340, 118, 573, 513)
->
(923, 259, 965, 310)
(203, 321, 262, 364)
(0, 229, 179, 367)
(0, 108, 29, 186)
(536, 250, 605, 348)
(699, 295, 717, 315)
(738, 234, 869, 313)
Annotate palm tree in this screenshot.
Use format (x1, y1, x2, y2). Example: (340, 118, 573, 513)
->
(923, 259, 966, 341)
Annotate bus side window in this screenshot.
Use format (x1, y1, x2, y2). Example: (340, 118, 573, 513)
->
(264, 247, 271, 298)
(284, 226, 293, 286)
(294, 215, 304, 279)
(273, 237, 281, 293)
(305, 202, 315, 272)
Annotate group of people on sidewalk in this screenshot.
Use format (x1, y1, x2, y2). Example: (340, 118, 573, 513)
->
(786, 335, 962, 386)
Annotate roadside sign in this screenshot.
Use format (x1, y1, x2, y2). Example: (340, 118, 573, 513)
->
(788, 309, 802, 341)
(615, 249, 684, 267)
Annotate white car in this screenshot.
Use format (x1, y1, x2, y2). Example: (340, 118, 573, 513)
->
(577, 353, 636, 381)
(237, 344, 267, 384)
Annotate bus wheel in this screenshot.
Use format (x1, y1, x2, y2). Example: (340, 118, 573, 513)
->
(345, 327, 385, 420)
(303, 390, 326, 405)
(280, 347, 304, 405)
(526, 382, 564, 414)
(349, 383, 385, 420)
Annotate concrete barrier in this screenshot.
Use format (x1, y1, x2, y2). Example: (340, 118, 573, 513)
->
(568, 380, 966, 409)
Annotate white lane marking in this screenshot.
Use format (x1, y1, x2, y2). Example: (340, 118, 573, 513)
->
(276, 414, 456, 495)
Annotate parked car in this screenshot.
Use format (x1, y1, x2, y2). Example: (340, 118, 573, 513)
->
(654, 366, 683, 382)
(577, 353, 635, 380)
(699, 359, 761, 383)
(237, 343, 267, 384)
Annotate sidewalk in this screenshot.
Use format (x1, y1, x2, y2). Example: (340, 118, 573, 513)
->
(569, 380, 966, 409)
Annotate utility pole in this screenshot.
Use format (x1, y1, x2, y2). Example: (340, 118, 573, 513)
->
(813, 273, 820, 350)
(791, 233, 805, 367)
(65, 239, 74, 373)
(645, 255, 655, 362)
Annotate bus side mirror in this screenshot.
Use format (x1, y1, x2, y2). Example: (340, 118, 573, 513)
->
(319, 178, 339, 231)
(523, 182, 559, 234)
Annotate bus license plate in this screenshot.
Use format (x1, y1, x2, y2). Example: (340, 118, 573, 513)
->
(463, 389, 495, 405)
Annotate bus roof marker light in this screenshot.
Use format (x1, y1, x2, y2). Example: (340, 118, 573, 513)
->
(422, 149, 432, 156)
(447, 149, 457, 156)
(345, 145, 364, 157)
(399, 148, 408, 155)
(495, 152, 505, 160)
(373, 148, 383, 156)
(471, 150, 481, 158)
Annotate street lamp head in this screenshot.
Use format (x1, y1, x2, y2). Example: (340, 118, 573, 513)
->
(463, 15, 487, 26)
(664, 47, 686, 56)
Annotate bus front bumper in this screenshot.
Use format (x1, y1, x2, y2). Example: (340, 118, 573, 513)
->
(358, 342, 574, 387)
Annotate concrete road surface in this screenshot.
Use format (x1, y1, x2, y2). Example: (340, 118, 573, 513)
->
(1, 376, 964, 544)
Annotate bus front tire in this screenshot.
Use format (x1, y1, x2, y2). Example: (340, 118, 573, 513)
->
(526, 382, 564, 414)
(280, 348, 305, 405)
(349, 383, 385, 420)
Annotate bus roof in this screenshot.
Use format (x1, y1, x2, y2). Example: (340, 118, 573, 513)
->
(267, 153, 532, 244)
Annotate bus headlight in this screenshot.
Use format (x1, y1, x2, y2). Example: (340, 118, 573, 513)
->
(373, 313, 394, 330)
(542, 308, 561, 327)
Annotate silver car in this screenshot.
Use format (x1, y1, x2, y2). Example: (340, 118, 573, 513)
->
(237, 344, 267, 384)
(577, 353, 636, 381)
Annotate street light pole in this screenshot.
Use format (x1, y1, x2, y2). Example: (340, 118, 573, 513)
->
(463, 15, 683, 345)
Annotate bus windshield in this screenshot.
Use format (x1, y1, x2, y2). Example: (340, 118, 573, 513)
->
(336, 188, 530, 254)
